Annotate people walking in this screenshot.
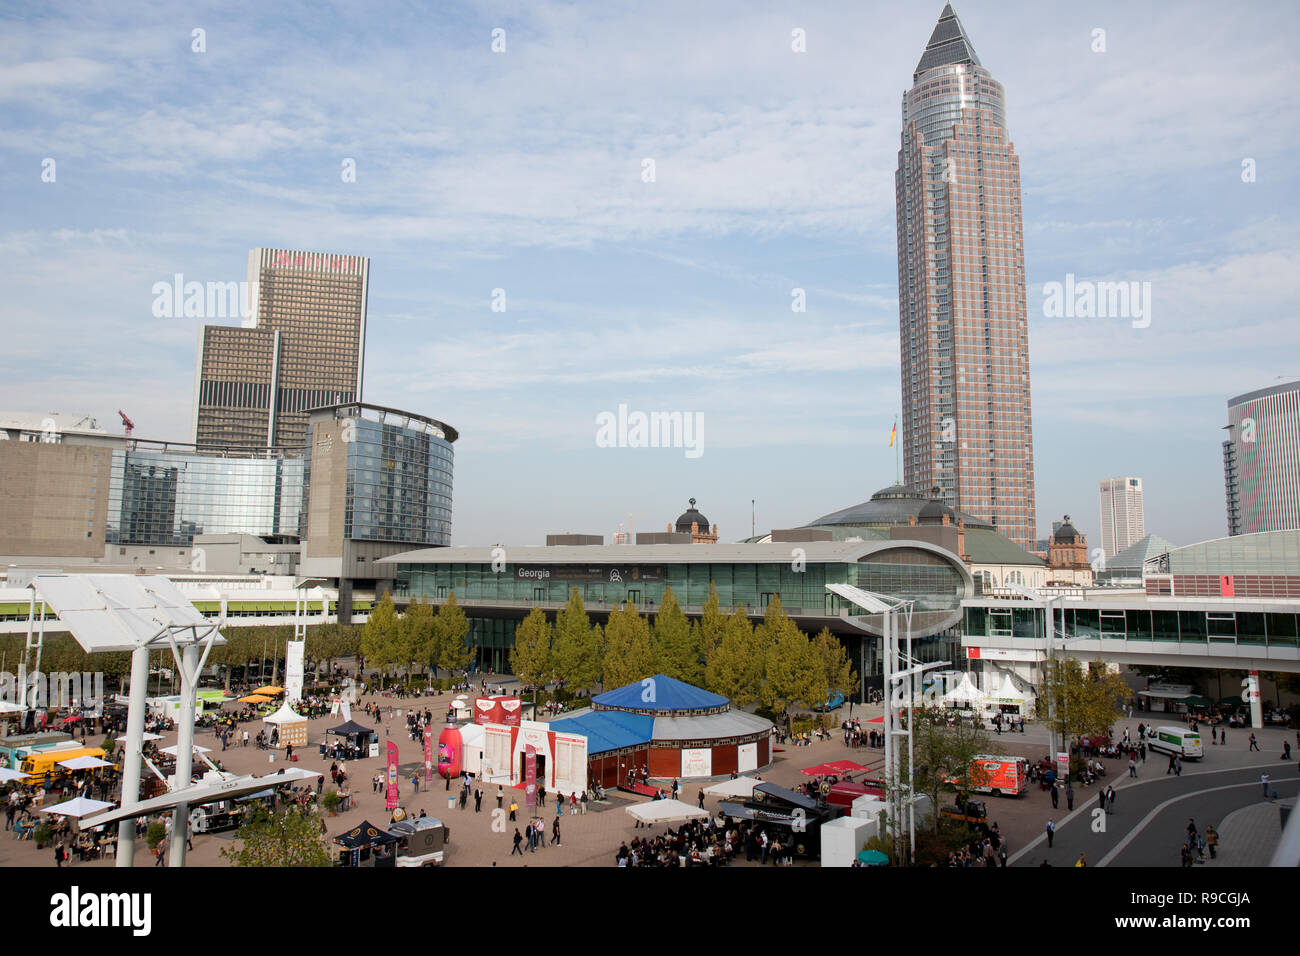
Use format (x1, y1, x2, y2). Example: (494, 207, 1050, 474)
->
(1283, 742, 1292, 761)
(1174, 755, 1182, 776)
(1050, 784, 1059, 810)
(1206, 824, 1219, 860)
(1129, 755, 1137, 778)
(1261, 771, 1270, 797)
(1249, 733, 1259, 752)
(1105, 785, 1115, 814)
(552, 816, 561, 847)
(508, 800, 518, 821)
(1045, 819, 1055, 848)
(1075, 852, 1087, 868)
(511, 828, 523, 855)
(1066, 787, 1074, 811)
(474, 788, 482, 812)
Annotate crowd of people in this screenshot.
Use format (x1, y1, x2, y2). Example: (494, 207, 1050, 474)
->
(943, 820, 1007, 867)
(615, 816, 797, 867)
(842, 718, 884, 748)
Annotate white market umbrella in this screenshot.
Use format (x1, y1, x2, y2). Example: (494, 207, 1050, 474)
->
(0, 700, 23, 714)
(38, 796, 115, 818)
(141, 732, 163, 741)
(0, 767, 27, 783)
(625, 799, 708, 825)
(702, 776, 761, 798)
(58, 755, 114, 771)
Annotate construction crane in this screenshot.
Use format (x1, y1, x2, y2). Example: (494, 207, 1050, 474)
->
(118, 410, 135, 449)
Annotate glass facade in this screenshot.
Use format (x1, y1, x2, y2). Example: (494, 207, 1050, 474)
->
(398, 548, 965, 621)
(964, 605, 1300, 649)
(106, 447, 303, 546)
(344, 417, 453, 545)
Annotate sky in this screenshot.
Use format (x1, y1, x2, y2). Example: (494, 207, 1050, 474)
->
(2, 0, 1298, 552)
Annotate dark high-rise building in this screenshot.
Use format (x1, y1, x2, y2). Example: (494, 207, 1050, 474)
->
(895, 4, 1036, 549)
(192, 248, 369, 450)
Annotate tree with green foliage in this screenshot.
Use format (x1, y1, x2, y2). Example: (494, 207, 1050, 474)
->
(551, 588, 601, 692)
(360, 591, 401, 687)
(433, 592, 473, 678)
(602, 599, 655, 690)
(698, 583, 726, 662)
(904, 706, 997, 835)
(1036, 657, 1130, 756)
(705, 606, 764, 705)
(220, 803, 331, 867)
(760, 597, 824, 732)
(811, 627, 857, 706)
(399, 595, 436, 682)
(651, 586, 703, 685)
(510, 606, 553, 704)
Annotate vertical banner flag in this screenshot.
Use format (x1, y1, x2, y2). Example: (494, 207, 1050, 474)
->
(889, 420, 896, 447)
(525, 745, 537, 808)
(386, 741, 400, 810)
(285, 640, 305, 702)
(1056, 752, 1069, 785)
(423, 724, 434, 784)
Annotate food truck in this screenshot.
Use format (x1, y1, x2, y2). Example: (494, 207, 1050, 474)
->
(389, 816, 449, 866)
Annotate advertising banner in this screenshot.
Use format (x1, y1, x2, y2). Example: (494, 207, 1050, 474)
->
(285, 641, 305, 702)
(475, 697, 503, 725)
(525, 744, 537, 808)
(1056, 752, 1069, 784)
(423, 724, 434, 783)
(386, 741, 400, 810)
(499, 698, 522, 726)
(681, 747, 712, 778)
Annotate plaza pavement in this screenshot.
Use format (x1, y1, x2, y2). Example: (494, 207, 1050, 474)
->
(2, 693, 1294, 868)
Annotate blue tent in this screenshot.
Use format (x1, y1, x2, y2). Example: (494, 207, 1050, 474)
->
(592, 674, 727, 712)
(548, 710, 654, 755)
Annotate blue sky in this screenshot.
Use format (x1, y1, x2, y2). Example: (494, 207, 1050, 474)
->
(2, 0, 1298, 550)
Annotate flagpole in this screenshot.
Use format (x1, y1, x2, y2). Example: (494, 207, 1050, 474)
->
(894, 415, 900, 485)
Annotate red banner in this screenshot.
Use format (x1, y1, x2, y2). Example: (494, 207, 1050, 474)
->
(386, 741, 400, 810)
(525, 745, 537, 808)
(423, 725, 433, 783)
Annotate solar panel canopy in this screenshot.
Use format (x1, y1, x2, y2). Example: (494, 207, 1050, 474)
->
(29, 574, 224, 653)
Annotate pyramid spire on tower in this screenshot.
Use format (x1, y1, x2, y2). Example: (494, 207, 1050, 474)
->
(914, 3, 982, 80)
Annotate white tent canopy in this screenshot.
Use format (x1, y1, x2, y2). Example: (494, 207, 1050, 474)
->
(84, 768, 322, 828)
(160, 744, 212, 756)
(0, 767, 27, 783)
(942, 673, 984, 705)
(992, 675, 1029, 703)
(702, 776, 761, 798)
(39, 796, 115, 818)
(625, 799, 708, 825)
(0, 701, 23, 714)
(58, 755, 114, 770)
(262, 703, 306, 725)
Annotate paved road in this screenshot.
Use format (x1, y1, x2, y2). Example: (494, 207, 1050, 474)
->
(1010, 760, 1300, 867)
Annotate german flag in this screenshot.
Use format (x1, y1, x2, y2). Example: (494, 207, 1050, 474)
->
(889, 421, 897, 447)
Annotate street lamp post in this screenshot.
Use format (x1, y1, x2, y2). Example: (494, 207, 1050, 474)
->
(827, 583, 947, 865)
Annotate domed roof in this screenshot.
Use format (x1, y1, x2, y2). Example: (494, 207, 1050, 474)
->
(806, 484, 992, 530)
(675, 498, 711, 533)
(918, 498, 955, 521)
(1054, 516, 1079, 543)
